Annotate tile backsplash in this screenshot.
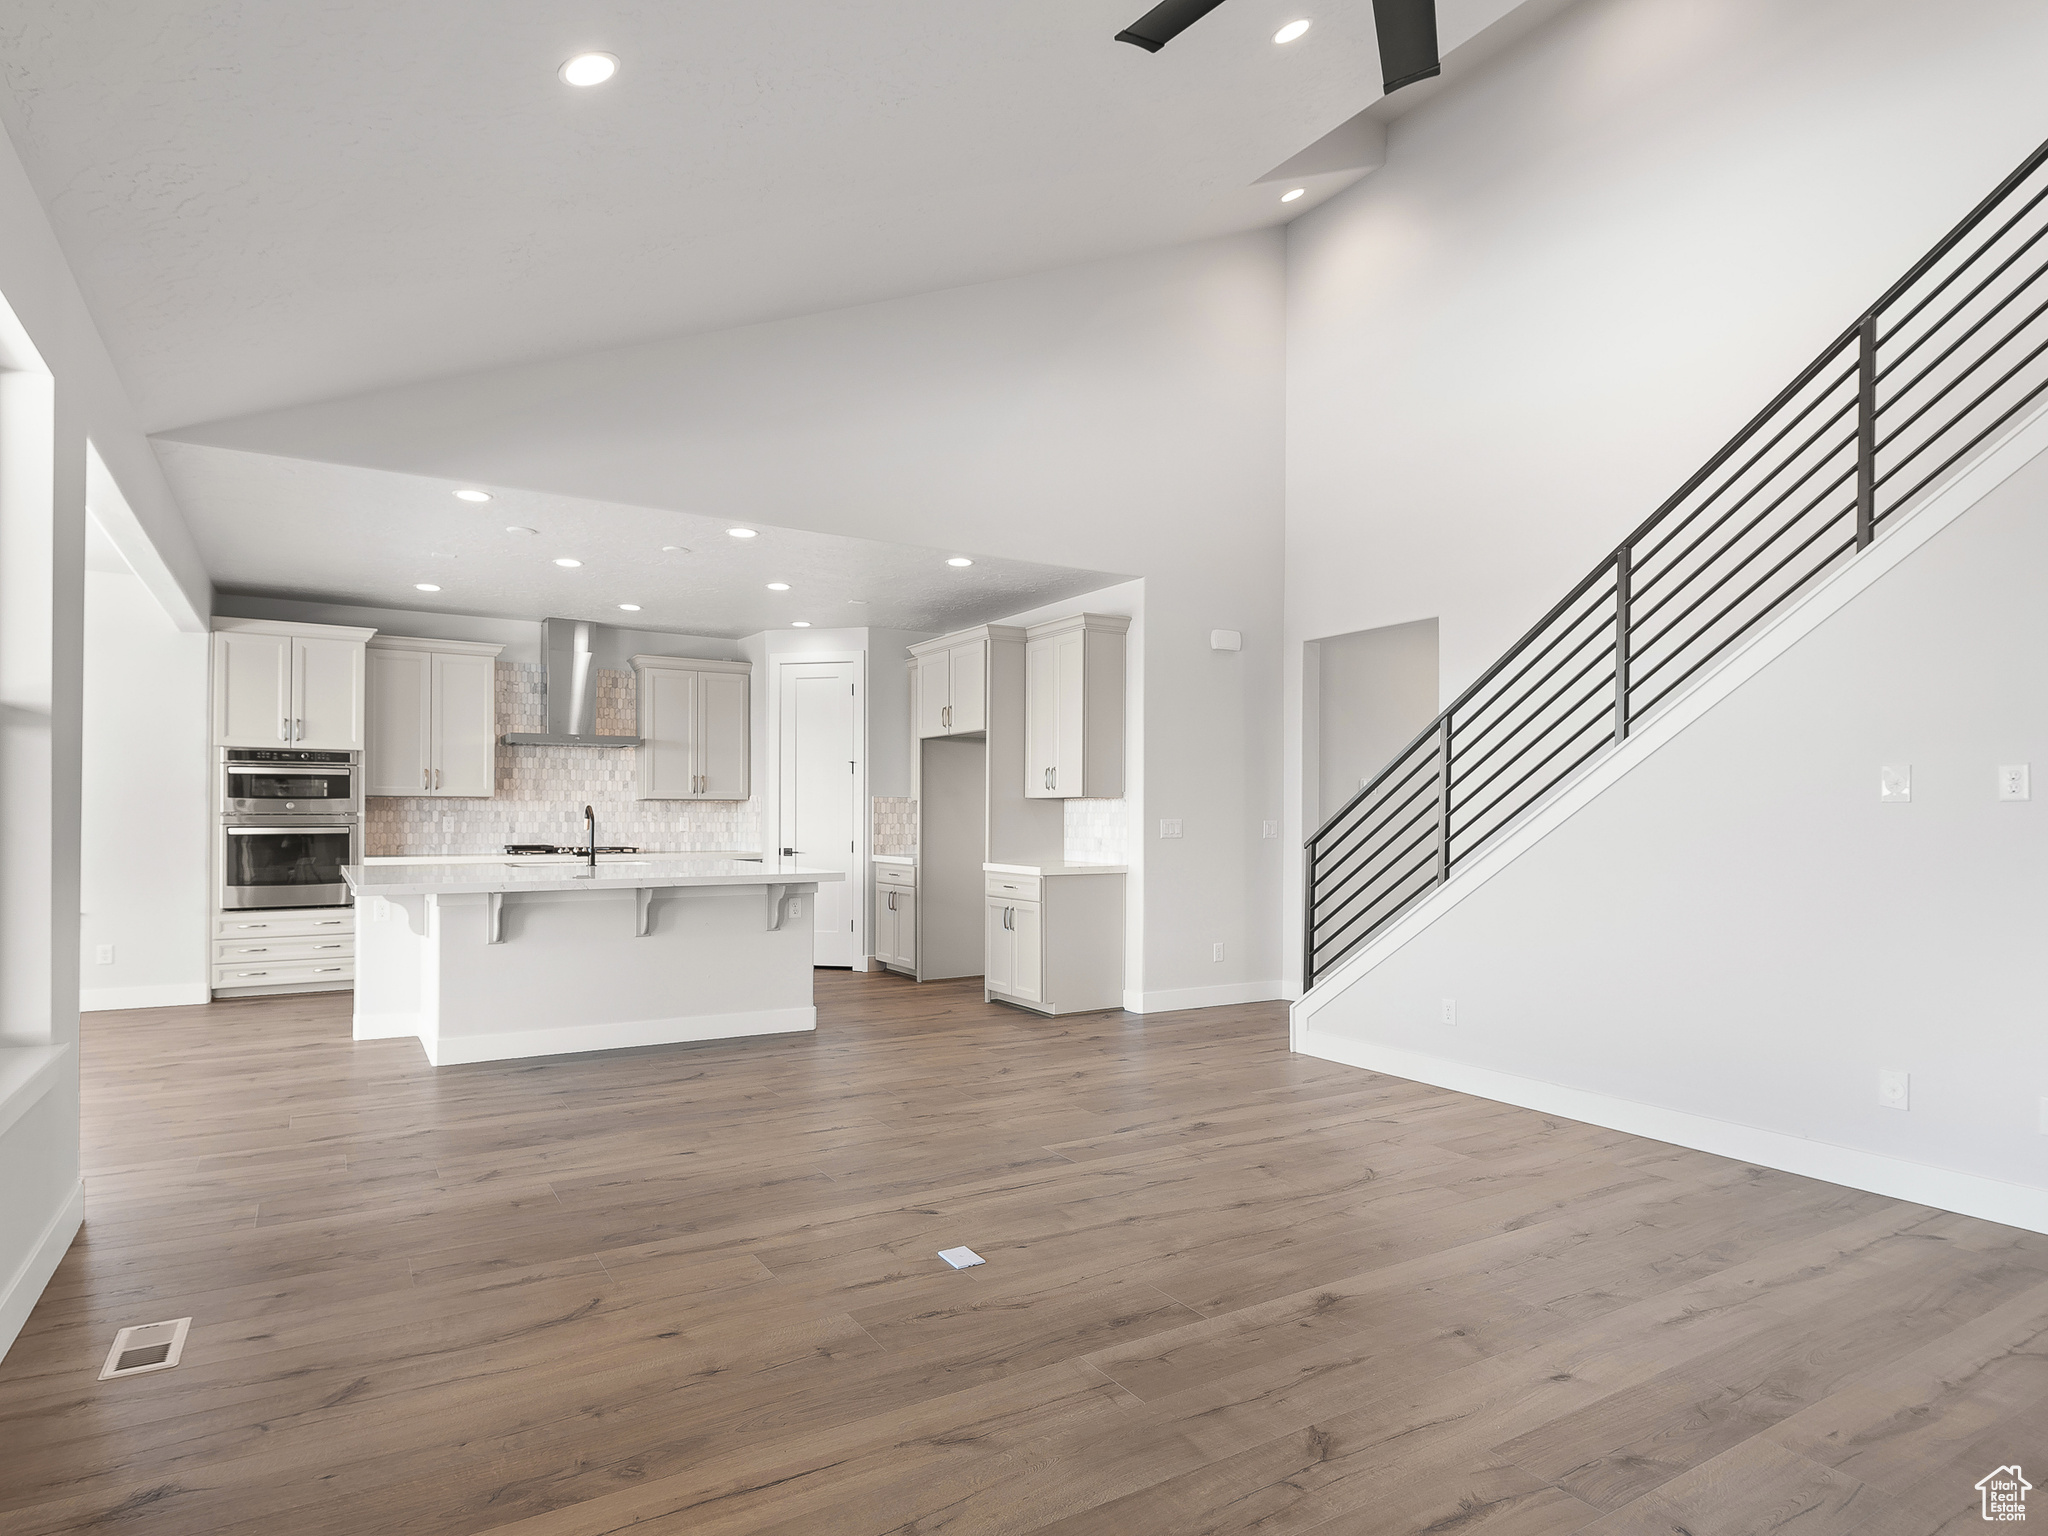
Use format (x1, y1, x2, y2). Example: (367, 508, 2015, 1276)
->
(872, 796, 916, 857)
(1064, 798, 1128, 866)
(366, 663, 761, 857)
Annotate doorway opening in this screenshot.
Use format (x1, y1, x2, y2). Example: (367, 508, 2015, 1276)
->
(1303, 618, 1439, 832)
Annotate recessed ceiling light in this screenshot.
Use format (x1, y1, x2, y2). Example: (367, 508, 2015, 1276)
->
(1274, 18, 1311, 43)
(766, 582, 790, 591)
(1281, 187, 1306, 203)
(791, 621, 811, 628)
(617, 603, 641, 612)
(453, 489, 492, 503)
(947, 557, 974, 567)
(505, 525, 538, 535)
(415, 583, 441, 592)
(726, 528, 758, 539)
(560, 52, 618, 87)
(554, 557, 582, 568)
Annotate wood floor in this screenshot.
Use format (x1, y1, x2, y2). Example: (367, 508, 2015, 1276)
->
(1, 974, 2044, 1535)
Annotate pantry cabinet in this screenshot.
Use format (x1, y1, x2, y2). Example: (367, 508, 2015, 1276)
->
(366, 636, 504, 797)
(212, 619, 374, 749)
(1023, 613, 1128, 799)
(912, 635, 987, 738)
(633, 656, 752, 800)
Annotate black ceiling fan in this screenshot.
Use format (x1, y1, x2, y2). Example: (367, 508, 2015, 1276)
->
(1114, 0, 1439, 94)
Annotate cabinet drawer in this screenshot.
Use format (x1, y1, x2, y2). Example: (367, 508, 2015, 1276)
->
(985, 873, 1041, 902)
(214, 956, 354, 987)
(875, 864, 916, 889)
(214, 937, 355, 964)
(215, 911, 356, 940)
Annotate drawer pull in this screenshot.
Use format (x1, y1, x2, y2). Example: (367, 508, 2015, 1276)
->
(237, 970, 269, 977)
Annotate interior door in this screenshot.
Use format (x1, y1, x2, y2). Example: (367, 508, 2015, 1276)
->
(214, 630, 293, 746)
(294, 636, 365, 749)
(432, 652, 497, 796)
(696, 670, 750, 798)
(365, 649, 431, 795)
(915, 649, 952, 737)
(778, 660, 859, 966)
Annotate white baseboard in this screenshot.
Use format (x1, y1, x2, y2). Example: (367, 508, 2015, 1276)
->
(1297, 1031, 2048, 1235)
(80, 982, 210, 1012)
(426, 1005, 817, 1066)
(0, 1181, 83, 1364)
(1123, 980, 1289, 1014)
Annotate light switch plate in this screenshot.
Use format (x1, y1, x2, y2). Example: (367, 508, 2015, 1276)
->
(1999, 764, 2031, 801)
(1159, 819, 1183, 839)
(1212, 942, 1225, 963)
(95, 944, 114, 966)
(1878, 1069, 1909, 1110)
(1879, 765, 1911, 803)
(1262, 820, 1278, 839)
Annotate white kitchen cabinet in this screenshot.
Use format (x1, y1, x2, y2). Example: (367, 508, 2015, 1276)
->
(633, 656, 752, 799)
(1023, 614, 1128, 799)
(213, 620, 374, 748)
(212, 908, 356, 994)
(874, 867, 916, 972)
(983, 865, 1124, 1016)
(366, 636, 503, 796)
(911, 636, 987, 737)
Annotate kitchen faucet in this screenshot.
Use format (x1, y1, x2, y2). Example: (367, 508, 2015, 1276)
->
(584, 804, 596, 871)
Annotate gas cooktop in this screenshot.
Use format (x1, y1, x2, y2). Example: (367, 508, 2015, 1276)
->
(503, 844, 643, 856)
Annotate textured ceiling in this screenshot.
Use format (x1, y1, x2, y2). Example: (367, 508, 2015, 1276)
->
(0, 0, 1536, 433)
(159, 441, 1127, 636)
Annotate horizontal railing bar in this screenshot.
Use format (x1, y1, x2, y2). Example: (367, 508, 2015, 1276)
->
(1873, 329, 2048, 486)
(1876, 170, 2048, 345)
(1308, 759, 1437, 878)
(1452, 727, 1618, 852)
(1311, 871, 1434, 979)
(1310, 790, 1438, 906)
(1453, 586, 1617, 736)
(1875, 238, 2048, 395)
(1631, 536, 1860, 717)
(1631, 390, 1859, 599)
(1874, 368, 2048, 522)
(1311, 774, 1437, 883)
(1632, 501, 1853, 693)
(1629, 458, 1856, 659)
(1450, 664, 1617, 809)
(1451, 640, 1617, 788)
(1311, 844, 1440, 952)
(1451, 593, 1616, 749)
(1452, 703, 1618, 839)
(1874, 289, 2048, 457)
(1631, 354, 1860, 571)
(1305, 727, 1439, 850)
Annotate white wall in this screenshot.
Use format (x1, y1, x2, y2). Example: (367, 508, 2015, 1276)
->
(1301, 433, 2048, 1224)
(0, 107, 209, 1356)
(1281, 0, 2048, 988)
(174, 234, 1290, 1005)
(80, 566, 209, 1009)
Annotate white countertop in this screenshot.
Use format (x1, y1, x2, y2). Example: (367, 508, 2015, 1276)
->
(871, 854, 915, 866)
(364, 851, 761, 867)
(984, 861, 1128, 876)
(346, 856, 844, 898)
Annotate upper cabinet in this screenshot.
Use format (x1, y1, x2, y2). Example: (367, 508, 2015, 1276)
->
(212, 619, 373, 749)
(633, 656, 751, 800)
(911, 636, 987, 737)
(1024, 614, 1129, 799)
(365, 636, 503, 797)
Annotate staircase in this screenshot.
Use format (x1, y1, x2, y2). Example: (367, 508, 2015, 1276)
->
(1304, 134, 2048, 993)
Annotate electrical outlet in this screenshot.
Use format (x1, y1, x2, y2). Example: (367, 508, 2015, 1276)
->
(1212, 942, 1225, 963)
(1998, 764, 2031, 801)
(1158, 819, 1183, 839)
(1879, 765, 1911, 802)
(95, 944, 114, 966)
(1262, 820, 1278, 839)
(1878, 1069, 1909, 1110)
(1439, 997, 1455, 1027)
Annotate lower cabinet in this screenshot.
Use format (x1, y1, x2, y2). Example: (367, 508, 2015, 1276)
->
(984, 870, 1122, 1015)
(874, 873, 917, 972)
(213, 909, 356, 992)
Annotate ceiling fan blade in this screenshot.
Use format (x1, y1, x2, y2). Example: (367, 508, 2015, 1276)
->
(1372, 0, 1440, 92)
(1114, 0, 1230, 53)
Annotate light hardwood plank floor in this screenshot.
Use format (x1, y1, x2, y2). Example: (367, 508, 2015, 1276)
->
(1, 971, 2043, 1534)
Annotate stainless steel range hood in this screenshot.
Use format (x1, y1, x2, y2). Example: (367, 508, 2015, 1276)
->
(500, 618, 643, 747)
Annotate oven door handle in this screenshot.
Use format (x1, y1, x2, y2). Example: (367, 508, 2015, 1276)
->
(225, 825, 356, 835)
(225, 766, 356, 775)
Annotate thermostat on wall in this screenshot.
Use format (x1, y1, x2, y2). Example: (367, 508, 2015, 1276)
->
(1210, 630, 1242, 652)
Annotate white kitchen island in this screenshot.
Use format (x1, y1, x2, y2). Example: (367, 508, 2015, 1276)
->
(343, 858, 844, 1065)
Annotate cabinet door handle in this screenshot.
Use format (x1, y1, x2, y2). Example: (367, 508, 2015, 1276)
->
(280, 716, 290, 742)
(315, 944, 344, 950)
(296, 718, 304, 741)
(423, 766, 430, 790)
(435, 767, 442, 790)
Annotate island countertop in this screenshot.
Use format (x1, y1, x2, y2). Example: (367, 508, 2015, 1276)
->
(344, 856, 845, 899)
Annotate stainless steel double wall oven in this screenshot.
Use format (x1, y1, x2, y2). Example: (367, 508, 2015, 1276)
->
(218, 749, 361, 910)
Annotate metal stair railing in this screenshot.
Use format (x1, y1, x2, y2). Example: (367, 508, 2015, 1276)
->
(1305, 134, 2048, 991)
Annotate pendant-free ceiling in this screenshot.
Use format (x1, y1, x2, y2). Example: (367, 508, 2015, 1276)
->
(1114, 0, 1440, 94)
